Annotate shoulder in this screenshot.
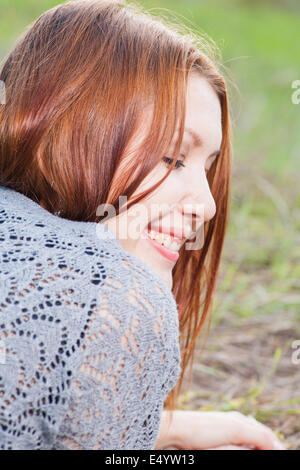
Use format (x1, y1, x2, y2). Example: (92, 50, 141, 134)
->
(0, 186, 181, 449)
(0, 185, 179, 315)
(0, 184, 180, 359)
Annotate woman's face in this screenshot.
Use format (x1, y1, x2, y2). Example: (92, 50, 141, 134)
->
(102, 74, 222, 289)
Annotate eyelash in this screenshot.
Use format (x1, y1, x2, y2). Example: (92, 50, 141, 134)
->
(162, 156, 186, 170)
(162, 154, 219, 172)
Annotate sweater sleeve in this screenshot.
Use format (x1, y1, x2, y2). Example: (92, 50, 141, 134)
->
(0, 262, 180, 450)
(53, 263, 181, 450)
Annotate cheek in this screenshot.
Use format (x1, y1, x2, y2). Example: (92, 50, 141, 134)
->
(161, 173, 185, 199)
(141, 179, 184, 226)
(149, 174, 183, 204)
(129, 169, 185, 226)
(154, 170, 185, 204)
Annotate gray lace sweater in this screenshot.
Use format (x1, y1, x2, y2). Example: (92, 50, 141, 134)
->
(0, 185, 181, 450)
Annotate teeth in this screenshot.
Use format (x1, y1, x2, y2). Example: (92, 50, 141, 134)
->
(146, 229, 182, 251)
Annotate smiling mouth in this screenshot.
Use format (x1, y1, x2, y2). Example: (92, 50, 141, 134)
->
(142, 229, 180, 263)
(146, 220, 192, 240)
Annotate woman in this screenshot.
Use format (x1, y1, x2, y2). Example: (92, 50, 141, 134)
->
(0, 0, 285, 450)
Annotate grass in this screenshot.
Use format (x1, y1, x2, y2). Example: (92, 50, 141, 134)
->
(0, 0, 299, 449)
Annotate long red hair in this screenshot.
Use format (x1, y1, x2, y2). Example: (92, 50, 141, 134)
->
(0, 0, 232, 426)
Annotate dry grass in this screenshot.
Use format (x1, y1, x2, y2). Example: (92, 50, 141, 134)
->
(179, 309, 300, 450)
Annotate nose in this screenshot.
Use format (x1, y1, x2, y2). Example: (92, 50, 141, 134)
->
(178, 172, 216, 228)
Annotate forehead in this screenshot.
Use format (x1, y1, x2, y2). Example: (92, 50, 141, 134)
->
(124, 74, 223, 156)
(183, 73, 222, 147)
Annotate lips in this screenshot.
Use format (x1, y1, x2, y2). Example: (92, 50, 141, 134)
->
(143, 231, 180, 262)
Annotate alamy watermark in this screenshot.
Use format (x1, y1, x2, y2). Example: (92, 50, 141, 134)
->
(291, 80, 300, 104)
(96, 195, 205, 251)
(291, 340, 300, 365)
(0, 80, 6, 105)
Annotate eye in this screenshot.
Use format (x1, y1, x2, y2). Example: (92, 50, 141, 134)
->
(162, 155, 186, 170)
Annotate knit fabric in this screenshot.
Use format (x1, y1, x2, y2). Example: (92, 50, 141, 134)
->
(0, 185, 181, 450)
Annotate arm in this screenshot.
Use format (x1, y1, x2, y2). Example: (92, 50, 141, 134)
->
(154, 410, 180, 450)
(155, 410, 286, 450)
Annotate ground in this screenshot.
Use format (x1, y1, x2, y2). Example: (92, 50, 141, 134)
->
(179, 309, 300, 450)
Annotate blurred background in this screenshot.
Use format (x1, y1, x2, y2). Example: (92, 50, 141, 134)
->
(1, 0, 299, 449)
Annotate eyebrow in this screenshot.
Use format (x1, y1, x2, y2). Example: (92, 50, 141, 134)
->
(185, 127, 221, 158)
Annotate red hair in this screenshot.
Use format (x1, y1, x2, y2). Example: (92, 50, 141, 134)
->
(0, 0, 232, 427)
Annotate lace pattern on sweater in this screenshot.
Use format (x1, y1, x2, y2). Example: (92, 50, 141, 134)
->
(0, 186, 181, 450)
